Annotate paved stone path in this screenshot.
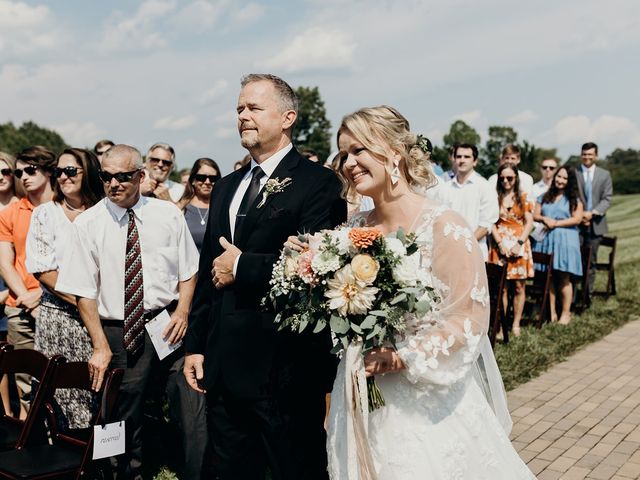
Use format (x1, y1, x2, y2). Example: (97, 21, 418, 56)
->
(508, 319, 640, 479)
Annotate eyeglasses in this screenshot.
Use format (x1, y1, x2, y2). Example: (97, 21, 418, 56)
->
(53, 166, 83, 178)
(14, 165, 39, 179)
(0, 168, 12, 177)
(194, 174, 219, 183)
(148, 157, 174, 168)
(500, 176, 515, 182)
(98, 169, 141, 184)
(541, 165, 556, 170)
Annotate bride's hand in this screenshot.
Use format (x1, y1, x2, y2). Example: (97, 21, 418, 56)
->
(364, 347, 405, 377)
(283, 234, 308, 252)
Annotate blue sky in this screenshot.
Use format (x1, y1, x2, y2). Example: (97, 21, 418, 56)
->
(1, 0, 639, 174)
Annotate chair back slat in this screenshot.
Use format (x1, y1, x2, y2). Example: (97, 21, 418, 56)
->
(0, 345, 51, 380)
(486, 262, 506, 347)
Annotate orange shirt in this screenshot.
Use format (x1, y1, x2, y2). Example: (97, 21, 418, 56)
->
(0, 198, 40, 307)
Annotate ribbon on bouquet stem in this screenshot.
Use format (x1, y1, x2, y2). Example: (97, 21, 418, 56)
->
(344, 341, 378, 480)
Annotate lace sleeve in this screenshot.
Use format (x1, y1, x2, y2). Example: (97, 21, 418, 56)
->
(395, 209, 490, 386)
(25, 204, 57, 273)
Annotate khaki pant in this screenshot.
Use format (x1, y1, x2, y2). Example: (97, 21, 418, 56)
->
(5, 306, 35, 413)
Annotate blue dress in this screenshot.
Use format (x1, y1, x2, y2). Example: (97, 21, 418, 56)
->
(534, 195, 582, 276)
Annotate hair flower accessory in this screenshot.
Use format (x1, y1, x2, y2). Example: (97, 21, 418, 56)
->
(257, 177, 292, 208)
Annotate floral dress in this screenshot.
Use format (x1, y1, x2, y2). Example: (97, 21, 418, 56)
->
(488, 194, 534, 280)
(326, 202, 535, 479)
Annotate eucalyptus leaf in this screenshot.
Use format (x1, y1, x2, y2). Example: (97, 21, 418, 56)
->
(369, 310, 387, 317)
(415, 300, 430, 314)
(360, 315, 378, 329)
(390, 293, 407, 305)
(298, 319, 308, 333)
(330, 315, 350, 334)
(313, 319, 327, 333)
(350, 322, 363, 334)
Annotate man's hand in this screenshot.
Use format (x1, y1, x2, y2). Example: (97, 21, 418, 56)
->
(88, 346, 112, 392)
(364, 346, 405, 377)
(153, 183, 171, 201)
(162, 310, 188, 345)
(140, 176, 157, 196)
(16, 289, 42, 310)
(582, 210, 593, 226)
(184, 353, 206, 393)
(212, 237, 241, 290)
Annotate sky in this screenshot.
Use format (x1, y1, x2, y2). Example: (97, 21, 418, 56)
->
(1, 0, 640, 174)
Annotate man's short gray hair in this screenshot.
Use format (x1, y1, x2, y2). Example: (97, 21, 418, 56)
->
(103, 144, 144, 169)
(240, 73, 298, 114)
(147, 142, 175, 161)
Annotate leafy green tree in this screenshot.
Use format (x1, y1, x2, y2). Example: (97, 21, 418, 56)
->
(604, 148, 640, 194)
(442, 120, 481, 148)
(480, 125, 518, 176)
(0, 121, 67, 155)
(292, 86, 332, 163)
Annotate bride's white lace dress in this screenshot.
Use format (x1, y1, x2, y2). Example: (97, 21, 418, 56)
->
(327, 204, 536, 479)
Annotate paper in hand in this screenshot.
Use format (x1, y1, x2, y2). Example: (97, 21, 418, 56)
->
(145, 309, 182, 360)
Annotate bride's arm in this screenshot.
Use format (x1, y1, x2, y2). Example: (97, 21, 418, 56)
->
(394, 209, 490, 386)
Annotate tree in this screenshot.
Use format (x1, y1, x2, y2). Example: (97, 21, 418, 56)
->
(480, 125, 518, 176)
(0, 121, 67, 155)
(292, 86, 332, 163)
(604, 148, 640, 194)
(442, 120, 481, 148)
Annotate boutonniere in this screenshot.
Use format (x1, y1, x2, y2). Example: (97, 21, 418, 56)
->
(257, 177, 293, 208)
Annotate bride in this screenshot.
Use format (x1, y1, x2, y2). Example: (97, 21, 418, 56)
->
(289, 106, 535, 479)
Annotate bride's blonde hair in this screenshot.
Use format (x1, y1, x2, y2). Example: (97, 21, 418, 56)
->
(336, 105, 436, 198)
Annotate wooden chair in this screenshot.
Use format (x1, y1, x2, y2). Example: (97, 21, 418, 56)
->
(574, 245, 593, 313)
(486, 262, 507, 347)
(526, 252, 554, 327)
(592, 236, 617, 298)
(0, 344, 65, 451)
(0, 364, 124, 480)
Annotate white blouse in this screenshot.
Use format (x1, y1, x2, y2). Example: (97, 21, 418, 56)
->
(25, 201, 73, 274)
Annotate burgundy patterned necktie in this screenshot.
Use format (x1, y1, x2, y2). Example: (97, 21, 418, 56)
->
(123, 209, 145, 356)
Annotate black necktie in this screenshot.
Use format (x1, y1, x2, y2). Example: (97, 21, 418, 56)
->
(234, 166, 265, 237)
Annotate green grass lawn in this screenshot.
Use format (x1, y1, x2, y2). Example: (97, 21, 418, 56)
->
(494, 193, 640, 390)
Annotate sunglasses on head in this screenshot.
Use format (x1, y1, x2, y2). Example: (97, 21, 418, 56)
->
(541, 165, 556, 170)
(148, 157, 173, 168)
(53, 166, 82, 178)
(194, 174, 219, 183)
(14, 165, 39, 179)
(0, 168, 12, 177)
(98, 169, 141, 184)
(500, 176, 515, 181)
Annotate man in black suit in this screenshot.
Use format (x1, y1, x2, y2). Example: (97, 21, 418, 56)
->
(183, 73, 346, 480)
(575, 142, 613, 294)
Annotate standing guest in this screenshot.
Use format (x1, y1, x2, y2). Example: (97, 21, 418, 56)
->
(183, 73, 346, 480)
(575, 142, 613, 295)
(302, 149, 320, 163)
(533, 166, 583, 324)
(56, 145, 206, 479)
(438, 143, 499, 260)
(94, 139, 115, 164)
(25, 148, 104, 428)
(441, 144, 457, 180)
(233, 153, 252, 171)
(488, 144, 534, 201)
(140, 142, 185, 202)
(532, 157, 558, 201)
(409, 134, 444, 177)
(0, 151, 22, 416)
(0, 146, 54, 416)
(177, 158, 221, 252)
(488, 163, 534, 337)
(178, 168, 190, 186)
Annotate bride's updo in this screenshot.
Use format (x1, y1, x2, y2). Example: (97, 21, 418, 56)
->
(336, 105, 436, 196)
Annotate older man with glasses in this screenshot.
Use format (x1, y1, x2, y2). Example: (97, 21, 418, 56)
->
(140, 142, 185, 202)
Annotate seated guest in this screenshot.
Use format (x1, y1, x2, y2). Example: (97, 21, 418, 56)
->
(140, 142, 185, 202)
(488, 163, 534, 337)
(488, 144, 534, 202)
(25, 148, 104, 428)
(94, 139, 115, 164)
(533, 166, 583, 325)
(177, 158, 221, 252)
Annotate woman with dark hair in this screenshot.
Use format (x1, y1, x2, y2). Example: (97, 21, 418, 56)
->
(489, 163, 534, 337)
(177, 157, 220, 252)
(533, 166, 583, 325)
(25, 148, 104, 428)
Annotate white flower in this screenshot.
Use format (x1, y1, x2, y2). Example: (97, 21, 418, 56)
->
(334, 228, 353, 255)
(392, 252, 421, 286)
(311, 250, 341, 275)
(385, 237, 406, 258)
(325, 264, 379, 316)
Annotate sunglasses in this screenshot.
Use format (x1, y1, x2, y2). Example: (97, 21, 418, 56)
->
(148, 157, 174, 168)
(500, 176, 515, 181)
(53, 166, 83, 178)
(14, 165, 39, 179)
(194, 174, 219, 183)
(0, 168, 12, 177)
(98, 169, 141, 184)
(541, 165, 556, 170)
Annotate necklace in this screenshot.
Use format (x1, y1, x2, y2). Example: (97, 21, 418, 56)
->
(195, 205, 209, 225)
(63, 198, 84, 212)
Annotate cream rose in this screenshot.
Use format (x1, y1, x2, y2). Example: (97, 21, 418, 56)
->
(350, 254, 380, 284)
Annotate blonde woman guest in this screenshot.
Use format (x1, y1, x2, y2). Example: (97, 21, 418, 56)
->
(488, 163, 534, 337)
(25, 148, 104, 428)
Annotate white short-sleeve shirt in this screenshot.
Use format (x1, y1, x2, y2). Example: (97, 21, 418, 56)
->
(25, 201, 73, 274)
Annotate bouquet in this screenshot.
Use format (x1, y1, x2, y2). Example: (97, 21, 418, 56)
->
(264, 225, 438, 410)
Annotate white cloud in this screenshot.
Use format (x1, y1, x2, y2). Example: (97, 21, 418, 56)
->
(214, 127, 236, 139)
(154, 114, 197, 130)
(0, 1, 64, 54)
(199, 79, 229, 105)
(452, 110, 482, 125)
(173, 0, 228, 31)
(261, 27, 356, 73)
(507, 110, 538, 125)
(54, 121, 107, 148)
(553, 114, 640, 147)
(233, 3, 265, 24)
(0, 0, 49, 28)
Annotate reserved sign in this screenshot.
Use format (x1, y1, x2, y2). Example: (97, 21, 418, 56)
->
(93, 421, 126, 459)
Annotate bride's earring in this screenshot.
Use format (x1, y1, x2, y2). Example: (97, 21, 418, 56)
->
(391, 162, 400, 185)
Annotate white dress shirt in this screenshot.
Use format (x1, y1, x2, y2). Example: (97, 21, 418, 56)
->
(488, 170, 534, 203)
(438, 171, 499, 259)
(56, 196, 199, 321)
(25, 201, 73, 274)
(581, 164, 596, 183)
(531, 180, 549, 203)
(166, 179, 186, 203)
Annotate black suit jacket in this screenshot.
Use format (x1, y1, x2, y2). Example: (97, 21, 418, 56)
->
(185, 148, 347, 398)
